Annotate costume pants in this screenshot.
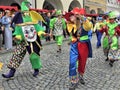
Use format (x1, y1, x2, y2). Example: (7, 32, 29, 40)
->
(69, 42, 78, 77)
(78, 42, 88, 74)
(96, 30, 102, 47)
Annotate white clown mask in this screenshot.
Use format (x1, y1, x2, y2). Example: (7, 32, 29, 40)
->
(22, 25, 37, 42)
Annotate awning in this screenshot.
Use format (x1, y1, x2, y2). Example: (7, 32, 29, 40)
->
(0, 6, 18, 11)
(85, 14, 98, 17)
(30, 8, 49, 13)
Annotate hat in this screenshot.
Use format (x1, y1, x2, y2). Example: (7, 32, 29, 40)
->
(71, 7, 80, 15)
(64, 12, 74, 21)
(56, 10, 62, 16)
(109, 11, 116, 19)
(11, 0, 45, 25)
(71, 7, 86, 15)
(21, 0, 30, 12)
(97, 17, 103, 20)
(87, 17, 92, 20)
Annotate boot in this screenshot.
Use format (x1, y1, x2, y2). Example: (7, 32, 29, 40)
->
(2, 68, 16, 78)
(78, 74, 85, 85)
(105, 57, 109, 61)
(109, 60, 115, 67)
(33, 69, 39, 77)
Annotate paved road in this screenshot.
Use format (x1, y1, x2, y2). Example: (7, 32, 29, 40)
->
(0, 35, 120, 90)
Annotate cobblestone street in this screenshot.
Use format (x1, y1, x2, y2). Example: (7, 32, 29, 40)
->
(0, 35, 120, 90)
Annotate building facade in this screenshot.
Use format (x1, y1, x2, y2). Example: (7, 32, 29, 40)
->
(84, 0, 106, 14)
(107, 0, 120, 12)
(0, 0, 83, 12)
(36, 0, 83, 12)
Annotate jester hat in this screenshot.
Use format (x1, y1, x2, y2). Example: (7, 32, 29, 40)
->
(109, 11, 117, 19)
(12, 0, 45, 40)
(12, 0, 45, 25)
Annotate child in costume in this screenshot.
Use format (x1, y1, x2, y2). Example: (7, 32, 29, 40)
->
(100, 11, 120, 67)
(50, 10, 66, 53)
(87, 17, 93, 40)
(2, 0, 47, 78)
(66, 7, 93, 87)
(93, 16, 104, 48)
(77, 15, 92, 85)
(66, 12, 79, 87)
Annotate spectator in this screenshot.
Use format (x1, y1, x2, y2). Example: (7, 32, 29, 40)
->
(50, 10, 66, 53)
(0, 11, 3, 50)
(2, 10, 12, 50)
(45, 12, 51, 42)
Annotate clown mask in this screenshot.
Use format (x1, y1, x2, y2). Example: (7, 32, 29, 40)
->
(22, 25, 37, 42)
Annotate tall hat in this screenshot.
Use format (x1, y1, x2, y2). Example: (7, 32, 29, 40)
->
(21, 0, 30, 12)
(11, 0, 45, 25)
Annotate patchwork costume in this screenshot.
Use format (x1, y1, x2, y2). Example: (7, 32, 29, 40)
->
(2, 0, 46, 78)
(50, 10, 66, 52)
(100, 11, 120, 67)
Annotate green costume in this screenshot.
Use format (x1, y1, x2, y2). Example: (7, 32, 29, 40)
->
(2, 0, 46, 78)
(13, 0, 45, 70)
(101, 11, 120, 62)
(50, 10, 66, 45)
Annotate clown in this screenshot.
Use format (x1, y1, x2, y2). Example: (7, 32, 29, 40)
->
(100, 11, 120, 67)
(2, 0, 47, 78)
(50, 10, 66, 53)
(93, 16, 104, 48)
(65, 7, 93, 87)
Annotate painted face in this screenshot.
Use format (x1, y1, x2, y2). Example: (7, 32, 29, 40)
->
(22, 25, 37, 42)
(70, 15, 76, 22)
(109, 18, 115, 23)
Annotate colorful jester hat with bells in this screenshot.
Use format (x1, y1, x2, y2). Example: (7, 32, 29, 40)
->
(13, 0, 45, 43)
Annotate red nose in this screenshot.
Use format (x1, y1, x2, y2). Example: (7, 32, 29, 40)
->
(34, 31, 36, 34)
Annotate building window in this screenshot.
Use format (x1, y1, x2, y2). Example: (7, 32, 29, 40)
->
(85, 6, 90, 14)
(90, 9, 96, 14)
(97, 8, 104, 14)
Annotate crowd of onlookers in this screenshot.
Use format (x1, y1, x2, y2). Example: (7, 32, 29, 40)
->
(0, 10, 15, 51)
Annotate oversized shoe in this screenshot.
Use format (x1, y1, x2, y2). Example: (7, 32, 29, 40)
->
(33, 69, 39, 77)
(2, 68, 16, 78)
